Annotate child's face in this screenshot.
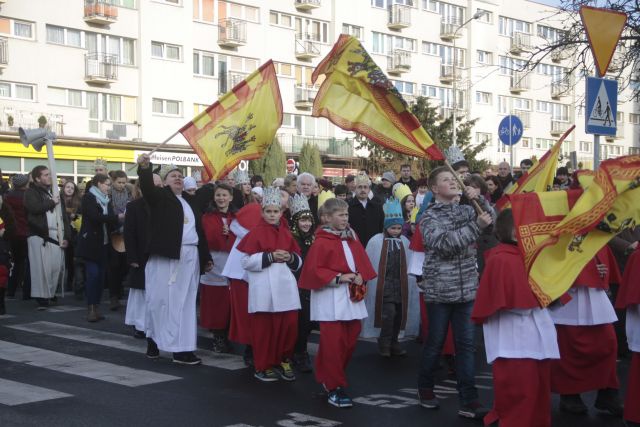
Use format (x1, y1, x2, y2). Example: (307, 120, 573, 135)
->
(404, 196, 415, 212)
(386, 224, 402, 238)
(432, 171, 459, 200)
(214, 188, 232, 210)
(418, 185, 428, 195)
(297, 217, 313, 233)
(262, 205, 282, 225)
(113, 177, 127, 192)
(328, 208, 349, 231)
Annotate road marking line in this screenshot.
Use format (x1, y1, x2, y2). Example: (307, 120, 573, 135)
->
(0, 314, 15, 319)
(0, 340, 179, 387)
(0, 378, 72, 406)
(46, 305, 86, 313)
(7, 321, 246, 370)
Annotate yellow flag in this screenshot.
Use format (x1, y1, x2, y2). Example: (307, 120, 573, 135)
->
(312, 34, 443, 160)
(180, 60, 282, 181)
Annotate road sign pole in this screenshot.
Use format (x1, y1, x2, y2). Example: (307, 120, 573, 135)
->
(593, 70, 601, 169)
(509, 115, 514, 167)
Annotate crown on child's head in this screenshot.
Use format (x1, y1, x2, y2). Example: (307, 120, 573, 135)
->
(355, 173, 371, 186)
(234, 169, 250, 185)
(261, 187, 281, 208)
(392, 183, 412, 202)
(290, 193, 311, 217)
(94, 158, 108, 168)
(158, 163, 180, 180)
(383, 197, 404, 229)
(318, 189, 336, 208)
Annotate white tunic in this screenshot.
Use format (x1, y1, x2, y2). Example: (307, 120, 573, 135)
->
(125, 289, 146, 331)
(240, 253, 301, 313)
(310, 241, 368, 321)
(28, 210, 65, 299)
(408, 249, 425, 277)
(549, 287, 617, 326)
(627, 304, 640, 352)
(482, 308, 560, 364)
(144, 195, 200, 353)
(221, 220, 249, 281)
(200, 250, 230, 286)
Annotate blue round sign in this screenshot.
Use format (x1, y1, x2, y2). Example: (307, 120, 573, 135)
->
(498, 115, 524, 146)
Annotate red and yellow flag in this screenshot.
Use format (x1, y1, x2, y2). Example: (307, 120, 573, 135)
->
(311, 34, 443, 160)
(180, 60, 282, 181)
(496, 125, 574, 210)
(511, 155, 640, 306)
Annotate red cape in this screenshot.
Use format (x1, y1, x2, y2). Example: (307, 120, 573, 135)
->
(471, 243, 541, 324)
(201, 211, 236, 252)
(573, 246, 622, 290)
(236, 219, 300, 256)
(409, 222, 424, 251)
(298, 228, 376, 290)
(616, 248, 640, 309)
(236, 202, 289, 230)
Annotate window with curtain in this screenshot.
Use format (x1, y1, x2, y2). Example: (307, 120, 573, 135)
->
(152, 98, 163, 113)
(151, 42, 164, 58)
(202, 54, 215, 76)
(166, 45, 180, 60)
(67, 29, 81, 47)
(108, 37, 120, 58)
(0, 82, 11, 98)
(15, 84, 34, 100)
(14, 21, 33, 38)
(109, 95, 121, 121)
(122, 39, 134, 65)
(68, 89, 83, 107)
(46, 26, 65, 44)
(87, 93, 99, 118)
(193, 52, 200, 74)
(85, 33, 97, 53)
(166, 100, 180, 115)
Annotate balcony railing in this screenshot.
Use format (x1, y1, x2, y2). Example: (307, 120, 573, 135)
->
(85, 53, 118, 84)
(510, 72, 530, 93)
(295, 0, 320, 11)
(295, 33, 320, 60)
(550, 120, 570, 136)
(510, 32, 531, 54)
(218, 18, 247, 48)
(387, 49, 411, 74)
(440, 17, 462, 40)
(84, 0, 118, 25)
(0, 37, 7, 69)
(1, 108, 64, 135)
(388, 4, 411, 30)
(278, 134, 355, 157)
(512, 110, 531, 129)
(439, 64, 461, 83)
(294, 85, 318, 109)
(551, 80, 570, 98)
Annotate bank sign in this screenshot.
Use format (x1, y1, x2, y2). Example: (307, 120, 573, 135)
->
(134, 150, 203, 167)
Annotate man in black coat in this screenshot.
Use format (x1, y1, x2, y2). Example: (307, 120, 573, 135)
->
(348, 175, 384, 247)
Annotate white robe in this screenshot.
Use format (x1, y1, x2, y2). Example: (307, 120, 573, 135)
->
(627, 304, 640, 353)
(361, 233, 420, 339)
(221, 219, 249, 281)
(310, 241, 368, 321)
(549, 286, 617, 326)
(144, 196, 200, 353)
(240, 252, 301, 313)
(28, 210, 65, 299)
(200, 250, 230, 286)
(125, 289, 146, 332)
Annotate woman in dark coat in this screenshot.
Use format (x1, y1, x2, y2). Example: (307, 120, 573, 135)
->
(76, 174, 121, 322)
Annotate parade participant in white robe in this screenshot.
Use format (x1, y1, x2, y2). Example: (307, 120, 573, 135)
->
(136, 154, 212, 365)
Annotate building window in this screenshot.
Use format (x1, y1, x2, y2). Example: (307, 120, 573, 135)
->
(499, 56, 526, 76)
(475, 91, 492, 105)
(477, 50, 492, 65)
(193, 0, 214, 22)
(538, 25, 565, 43)
(421, 84, 437, 98)
(157, 0, 181, 4)
(270, 11, 293, 28)
(152, 98, 182, 116)
(342, 24, 363, 40)
(0, 81, 36, 101)
(476, 9, 492, 23)
(579, 141, 592, 153)
(476, 132, 491, 145)
(630, 113, 640, 125)
(224, 2, 259, 23)
(421, 0, 440, 12)
(371, 0, 385, 8)
(151, 41, 182, 61)
(14, 20, 34, 38)
(521, 137, 531, 148)
(193, 50, 215, 76)
(46, 25, 82, 48)
(391, 80, 415, 95)
(498, 16, 531, 36)
(372, 32, 416, 54)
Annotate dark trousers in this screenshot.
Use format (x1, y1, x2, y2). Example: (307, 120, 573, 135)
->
(107, 246, 128, 299)
(294, 289, 314, 354)
(417, 301, 478, 405)
(73, 257, 85, 297)
(379, 301, 402, 344)
(85, 245, 108, 305)
(64, 244, 75, 292)
(7, 237, 29, 298)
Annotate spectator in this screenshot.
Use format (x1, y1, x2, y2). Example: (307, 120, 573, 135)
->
(94, 158, 109, 176)
(284, 174, 298, 197)
(334, 184, 348, 200)
(485, 176, 503, 205)
(452, 160, 470, 181)
(415, 178, 430, 209)
(345, 175, 356, 200)
(399, 164, 418, 192)
(61, 181, 81, 293)
(555, 167, 571, 190)
(183, 177, 197, 196)
(497, 162, 515, 192)
(0, 169, 9, 195)
(374, 171, 395, 203)
(250, 175, 264, 188)
(347, 174, 384, 247)
(516, 158, 534, 180)
(297, 172, 318, 221)
(4, 174, 30, 299)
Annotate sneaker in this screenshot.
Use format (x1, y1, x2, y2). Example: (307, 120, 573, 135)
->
(594, 388, 624, 417)
(172, 352, 202, 365)
(276, 361, 296, 382)
(146, 339, 160, 359)
(458, 401, 489, 419)
(254, 369, 279, 382)
(133, 329, 146, 339)
(418, 388, 440, 409)
(559, 394, 588, 414)
(327, 387, 353, 408)
(293, 352, 313, 373)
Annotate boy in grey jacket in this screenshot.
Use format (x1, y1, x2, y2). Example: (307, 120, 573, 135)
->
(416, 166, 494, 420)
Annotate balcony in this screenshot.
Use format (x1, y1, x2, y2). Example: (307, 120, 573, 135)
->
(295, 33, 320, 60)
(510, 72, 530, 93)
(85, 53, 118, 84)
(294, 0, 320, 11)
(84, 0, 118, 25)
(294, 85, 318, 109)
(1, 108, 65, 135)
(550, 120, 571, 136)
(278, 134, 355, 157)
(387, 49, 411, 74)
(439, 64, 461, 83)
(388, 4, 411, 30)
(512, 110, 531, 129)
(440, 18, 462, 40)
(218, 18, 247, 48)
(0, 37, 7, 69)
(510, 32, 532, 55)
(439, 107, 465, 121)
(551, 80, 570, 99)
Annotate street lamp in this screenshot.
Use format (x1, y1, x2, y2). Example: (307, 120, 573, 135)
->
(451, 9, 488, 147)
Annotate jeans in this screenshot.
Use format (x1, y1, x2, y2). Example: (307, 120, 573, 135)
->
(85, 245, 108, 305)
(417, 301, 478, 405)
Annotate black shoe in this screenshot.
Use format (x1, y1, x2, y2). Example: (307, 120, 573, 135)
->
(559, 394, 588, 414)
(49, 296, 58, 305)
(293, 352, 313, 373)
(146, 339, 159, 359)
(458, 401, 489, 419)
(595, 388, 624, 417)
(390, 341, 407, 357)
(133, 329, 146, 339)
(172, 352, 202, 365)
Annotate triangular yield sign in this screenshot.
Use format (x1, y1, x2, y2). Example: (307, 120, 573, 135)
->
(580, 6, 627, 77)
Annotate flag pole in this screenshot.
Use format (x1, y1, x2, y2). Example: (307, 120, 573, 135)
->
(443, 159, 484, 215)
(127, 130, 180, 171)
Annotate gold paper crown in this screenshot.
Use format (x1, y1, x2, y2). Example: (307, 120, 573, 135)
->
(355, 173, 371, 186)
(290, 193, 311, 217)
(234, 169, 250, 185)
(318, 189, 336, 208)
(393, 183, 412, 202)
(158, 163, 180, 180)
(262, 187, 281, 207)
(94, 158, 108, 168)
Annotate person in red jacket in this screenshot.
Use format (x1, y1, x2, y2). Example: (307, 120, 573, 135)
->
(299, 198, 376, 408)
(616, 247, 640, 426)
(472, 209, 559, 427)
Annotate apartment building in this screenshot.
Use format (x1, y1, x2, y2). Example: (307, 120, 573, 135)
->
(0, 0, 637, 181)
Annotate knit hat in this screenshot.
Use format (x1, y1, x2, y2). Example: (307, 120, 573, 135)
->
(382, 171, 396, 184)
(183, 176, 197, 190)
(383, 198, 404, 229)
(11, 174, 29, 188)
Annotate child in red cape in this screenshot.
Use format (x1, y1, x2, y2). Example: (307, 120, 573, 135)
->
(472, 209, 559, 427)
(299, 198, 376, 408)
(616, 247, 640, 426)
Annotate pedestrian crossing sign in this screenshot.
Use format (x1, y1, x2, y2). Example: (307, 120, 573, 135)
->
(585, 76, 617, 136)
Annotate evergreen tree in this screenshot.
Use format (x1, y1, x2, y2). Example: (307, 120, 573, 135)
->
(298, 142, 323, 177)
(249, 137, 286, 184)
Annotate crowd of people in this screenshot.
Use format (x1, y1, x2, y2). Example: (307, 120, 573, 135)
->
(0, 154, 638, 427)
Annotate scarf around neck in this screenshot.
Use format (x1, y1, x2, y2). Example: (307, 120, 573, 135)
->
(321, 225, 356, 241)
(90, 185, 109, 214)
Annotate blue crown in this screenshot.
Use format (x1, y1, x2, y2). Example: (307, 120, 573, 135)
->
(383, 197, 404, 229)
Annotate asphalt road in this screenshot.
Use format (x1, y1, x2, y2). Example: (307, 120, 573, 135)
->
(0, 295, 631, 427)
